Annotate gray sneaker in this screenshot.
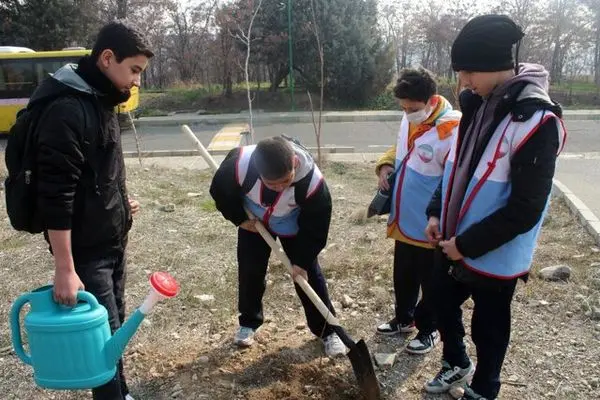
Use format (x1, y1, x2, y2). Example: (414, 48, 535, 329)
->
(234, 326, 256, 347)
(424, 359, 475, 393)
(459, 385, 489, 400)
(406, 331, 440, 354)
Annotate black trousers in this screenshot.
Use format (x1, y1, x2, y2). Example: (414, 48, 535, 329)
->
(393, 241, 436, 334)
(75, 253, 129, 400)
(237, 228, 336, 338)
(434, 251, 517, 399)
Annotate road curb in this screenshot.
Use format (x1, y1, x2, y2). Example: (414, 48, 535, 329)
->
(134, 110, 600, 127)
(553, 179, 600, 245)
(122, 146, 355, 159)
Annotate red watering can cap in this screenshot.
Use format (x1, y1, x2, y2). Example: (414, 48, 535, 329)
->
(149, 272, 180, 298)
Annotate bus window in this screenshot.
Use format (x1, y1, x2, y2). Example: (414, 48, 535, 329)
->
(35, 58, 79, 83)
(0, 60, 35, 97)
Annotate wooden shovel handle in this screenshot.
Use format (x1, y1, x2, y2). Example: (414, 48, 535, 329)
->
(245, 208, 341, 327)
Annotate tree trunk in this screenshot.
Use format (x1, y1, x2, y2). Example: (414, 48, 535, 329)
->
(595, 18, 600, 86)
(117, 0, 127, 19)
(269, 64, 289, 91)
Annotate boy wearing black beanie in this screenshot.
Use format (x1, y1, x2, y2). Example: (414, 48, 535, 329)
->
(423, 14, 567, 400)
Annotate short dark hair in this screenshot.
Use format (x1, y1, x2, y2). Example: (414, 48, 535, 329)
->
(254, 137, 295, 180)
(393, 68, 437, 103)
(91, 20, 154, 62)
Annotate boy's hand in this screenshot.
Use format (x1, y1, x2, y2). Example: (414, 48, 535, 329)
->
(53, 260, 84, 306)
(291, 265, 308, 282)
(240, 219, 258, 232)
(378, 165, 394, 191)
(439, 237, 464, 261)
(128, 197, 140, 215)
(425, 216, 442, 245)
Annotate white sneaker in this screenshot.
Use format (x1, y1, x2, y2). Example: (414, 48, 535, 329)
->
(234, 326, 256, 347)
(323, 333, 346, 357)
(125, 395, 135, 400)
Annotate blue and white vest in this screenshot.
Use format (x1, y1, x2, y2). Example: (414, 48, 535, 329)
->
(389, 115, 458, 244)
(235, 144, 324, 237)
(440, 110, 567, 278)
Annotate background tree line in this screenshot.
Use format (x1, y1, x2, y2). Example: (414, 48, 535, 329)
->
(1, 0, 598, 108)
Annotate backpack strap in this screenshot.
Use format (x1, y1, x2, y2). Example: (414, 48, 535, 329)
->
(241, 151, 260, 194)
(72, 95, 101, 194)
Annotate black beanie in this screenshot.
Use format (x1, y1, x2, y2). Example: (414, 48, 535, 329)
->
(451, 14, 525, 72)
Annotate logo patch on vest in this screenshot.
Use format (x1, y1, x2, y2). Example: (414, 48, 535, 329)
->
(417, 144, 434, 163)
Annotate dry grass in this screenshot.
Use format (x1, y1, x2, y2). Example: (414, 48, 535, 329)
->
(0, 159, 599, 399)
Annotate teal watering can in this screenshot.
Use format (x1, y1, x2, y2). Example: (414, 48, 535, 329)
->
(10, 272, 179, 390)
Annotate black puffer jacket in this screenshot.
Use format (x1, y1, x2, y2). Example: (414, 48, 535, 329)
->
(34, 57, 131, 262)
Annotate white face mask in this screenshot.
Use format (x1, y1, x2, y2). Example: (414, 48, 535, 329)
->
(405, 106, 432, 124)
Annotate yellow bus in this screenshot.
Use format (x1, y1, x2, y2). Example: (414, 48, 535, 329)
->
(0, 47, 139, 134)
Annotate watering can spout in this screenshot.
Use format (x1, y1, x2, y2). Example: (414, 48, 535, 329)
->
(105, 272, 180, 367)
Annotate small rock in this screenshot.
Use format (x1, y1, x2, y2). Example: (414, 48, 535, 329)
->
(538, 265, 571, 281)
(591, 278, 600, 290)
(449, 385, 465, 399)
(218, 379, 233, 389)
(198, 356, 209, 364)
(566, 311, 573, 317)
(350, 311, 359, 317)
(575, 293, 587, 302)
(538, 300, 550, 306)
(592, 307, 600, 321)
(572, 254, 585, 259)
(341, 294, 354, 308)
(465, 298, 475, 309)
(211, 333, 222, 341)
(595, 323, 600, 332)
(590, 262, 600, 268)
(143, 168, 150, 172)
(171, 390, 183, 398)
(296, 323, 306, 330)
(194, 294, 215, 303)
(590, 377, 599, 388)
(187, 192, 202, 197)
(172, 384, 183, 392)
(160, 203, 176, 212)
(172, 332, 181, 340)
(369, 286, 388, 300)
(374, 353, 396, 368)
(591, 247, 600, 253)
(192, 373, 198, 381)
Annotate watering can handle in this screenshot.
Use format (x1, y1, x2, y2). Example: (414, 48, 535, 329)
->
(76, 291, 101, 310)
(10, 294, 32, 365)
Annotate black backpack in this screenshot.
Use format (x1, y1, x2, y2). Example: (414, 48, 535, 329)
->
(4, 95, 96, 234)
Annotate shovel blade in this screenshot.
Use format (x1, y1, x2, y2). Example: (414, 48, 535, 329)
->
(347, 339, 381, 400)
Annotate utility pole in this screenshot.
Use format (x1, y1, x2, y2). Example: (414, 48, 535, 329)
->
(287, 0, 295, 111)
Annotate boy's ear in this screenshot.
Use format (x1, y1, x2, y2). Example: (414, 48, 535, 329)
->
(293, 155, 299, 168)
(98, 49, 115, 69)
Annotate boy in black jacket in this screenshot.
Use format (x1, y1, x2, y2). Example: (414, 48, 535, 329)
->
(209, 136, 346, 357)
(422, 15, 566, 400)
(34, 22, 153, 400)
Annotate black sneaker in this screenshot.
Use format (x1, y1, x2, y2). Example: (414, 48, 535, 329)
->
(459, 385, 488, 400)
(376, 318, 416, 335)
(424, 359, 475, 393)
(406, 331, 440, 354)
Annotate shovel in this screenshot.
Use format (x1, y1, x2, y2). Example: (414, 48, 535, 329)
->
(181, 125, 381, 400)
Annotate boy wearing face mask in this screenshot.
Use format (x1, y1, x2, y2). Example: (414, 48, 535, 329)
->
(209, 136, 346, 358)
(375, 68, 461, 355)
